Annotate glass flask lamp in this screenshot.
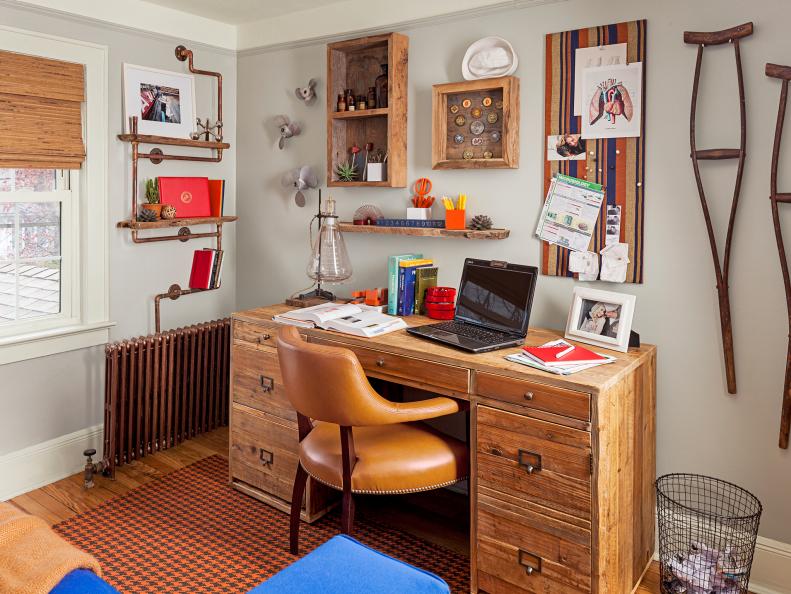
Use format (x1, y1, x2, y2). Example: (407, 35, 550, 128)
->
(301, 192, 352, 301)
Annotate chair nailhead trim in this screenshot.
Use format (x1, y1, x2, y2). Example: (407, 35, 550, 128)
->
(302, 466, 468, 495)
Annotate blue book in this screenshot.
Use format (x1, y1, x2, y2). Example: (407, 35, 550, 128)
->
(397, 261, 433, 316)
(387, 254, 422, 315)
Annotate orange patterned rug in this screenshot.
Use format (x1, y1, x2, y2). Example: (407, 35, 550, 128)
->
(54, 455, 469, 593)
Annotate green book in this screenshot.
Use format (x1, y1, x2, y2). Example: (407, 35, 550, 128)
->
(387, 253, 422, 315)
(414, 266, 438, 315)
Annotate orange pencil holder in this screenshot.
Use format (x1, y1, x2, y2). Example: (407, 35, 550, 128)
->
(445, 209, 466, 230)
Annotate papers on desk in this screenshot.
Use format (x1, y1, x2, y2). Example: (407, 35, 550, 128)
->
(273, 302, 407, 338)
(506, 339, 616, 375)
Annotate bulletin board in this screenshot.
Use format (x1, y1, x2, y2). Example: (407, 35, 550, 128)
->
(542, 20, 647, 284)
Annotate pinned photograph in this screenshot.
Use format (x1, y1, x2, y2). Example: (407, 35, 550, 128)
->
(123, 64, 196, 138)
(581, 62, 642, 139)
(547, 134, 587, 161)
(605, 205, 621, 245)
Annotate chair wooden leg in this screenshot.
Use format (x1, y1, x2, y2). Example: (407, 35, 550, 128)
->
(341, 485, 355, 535)
(290, 463, 308, 555)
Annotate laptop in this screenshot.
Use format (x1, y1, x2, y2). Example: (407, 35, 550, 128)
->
(407, 258, 538, 353)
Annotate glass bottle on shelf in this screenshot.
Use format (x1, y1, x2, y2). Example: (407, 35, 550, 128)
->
(367, 87, 377, 109)
(375, 64, 388, 108)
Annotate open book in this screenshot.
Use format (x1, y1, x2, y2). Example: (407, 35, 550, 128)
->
(273, 302, 407, 338)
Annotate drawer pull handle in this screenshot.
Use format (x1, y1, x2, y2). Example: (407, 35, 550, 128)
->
(260, 375, 274, 392)
(257, 333, 272, 343)
(518, 449, 542, 474)
(259, 448, 274, 467)
(524, 391, 534, 401)
(490, 447, 504, 457)
(376, 358, 386, 367)
(518, 550, 542, 575)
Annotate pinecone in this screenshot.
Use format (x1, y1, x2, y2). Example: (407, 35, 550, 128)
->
(470, 214, 493, 230)
(137, 208, 157, 222)
(161, 204, 177, 219)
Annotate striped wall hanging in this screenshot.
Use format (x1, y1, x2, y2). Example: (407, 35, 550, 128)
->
(543, 19, 647, 283)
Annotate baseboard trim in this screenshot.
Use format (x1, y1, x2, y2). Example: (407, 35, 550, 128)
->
(0, 424, 103, 502)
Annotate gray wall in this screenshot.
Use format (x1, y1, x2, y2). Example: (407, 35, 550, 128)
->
(0, 4, 237, 454)
(236, 0, 791, 542)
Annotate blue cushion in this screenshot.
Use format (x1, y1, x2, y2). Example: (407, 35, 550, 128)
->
(50, 569, 119, 594)
(248, 535, 450, 594)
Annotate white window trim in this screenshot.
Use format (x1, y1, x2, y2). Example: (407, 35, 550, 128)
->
(0, 26, 112, 366)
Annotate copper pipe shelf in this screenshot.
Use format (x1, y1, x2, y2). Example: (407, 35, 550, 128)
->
(117, 134, 230, 149)
(154, 284, 222, 333)
(117, 216, 237, 230)
(338, 223, 510, 240)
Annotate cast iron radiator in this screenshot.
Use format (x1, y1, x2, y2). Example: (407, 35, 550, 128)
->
(101, 319, 231, 477)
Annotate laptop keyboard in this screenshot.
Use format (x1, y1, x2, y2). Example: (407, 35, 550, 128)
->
(432, 321, 513, 343)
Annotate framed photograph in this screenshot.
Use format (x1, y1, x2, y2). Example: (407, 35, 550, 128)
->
(123, 63, 196, 138)
(565, 287, 636, 352)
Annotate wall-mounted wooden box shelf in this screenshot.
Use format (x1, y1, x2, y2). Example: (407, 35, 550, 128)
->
(338, 223, 510, 240)
(327, 33, 408, 188)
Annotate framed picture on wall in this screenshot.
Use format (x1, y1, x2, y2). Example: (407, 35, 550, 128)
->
(565, 287, 636, 352)
(123, 63, 196, 138)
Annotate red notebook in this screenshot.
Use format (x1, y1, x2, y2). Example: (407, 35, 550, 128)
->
(522, 343, 609, 367)
(189, 249, 215, 289)
(208, 179, 224, 217)
(159, 177, 211, 218)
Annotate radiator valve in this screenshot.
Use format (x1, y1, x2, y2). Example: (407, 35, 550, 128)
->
(83, 448, 105, 489)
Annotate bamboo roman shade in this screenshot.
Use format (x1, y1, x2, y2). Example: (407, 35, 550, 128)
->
(0, 50, 85, 169)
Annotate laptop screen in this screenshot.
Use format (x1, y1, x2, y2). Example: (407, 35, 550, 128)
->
(454, 260, 537, 336)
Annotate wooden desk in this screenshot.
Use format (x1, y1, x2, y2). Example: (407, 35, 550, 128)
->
(230, 304, 657, 594)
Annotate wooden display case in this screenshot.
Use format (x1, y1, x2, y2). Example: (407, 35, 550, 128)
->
(432, 76, 519, 169)
(326, 33, 408, 187)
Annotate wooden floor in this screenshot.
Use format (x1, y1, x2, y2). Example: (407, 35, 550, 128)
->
(9, 426, 663, 593)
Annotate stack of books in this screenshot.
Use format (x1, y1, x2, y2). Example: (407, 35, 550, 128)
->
(188, 248, 224, 290)
(273, 302, 406, 338)
(506, 339, 616, 375)
(387, 254, 439, 316)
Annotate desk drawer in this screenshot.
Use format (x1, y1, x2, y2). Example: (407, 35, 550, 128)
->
(310, 337, 470, 394)
(476, 405, 591, 520)
(476, 493, 591, 593)
(234, 320, 279, 350)
(232, 345, 295, 422)
(230, 404, 298, 503)
(476, 372, 590, 421)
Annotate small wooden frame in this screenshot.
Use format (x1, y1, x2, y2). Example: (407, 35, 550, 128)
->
(326, 33, 408, 187)
(432, 76, 519, 169)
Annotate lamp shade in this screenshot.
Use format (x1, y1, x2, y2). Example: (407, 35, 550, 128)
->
(306, 197, 352, 283)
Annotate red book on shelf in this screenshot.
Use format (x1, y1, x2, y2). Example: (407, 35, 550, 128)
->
(188, 249, 215, 289)
(522, 343, 609, 367)
(208, 179, 224, 217)
(158, 177, 211, 218)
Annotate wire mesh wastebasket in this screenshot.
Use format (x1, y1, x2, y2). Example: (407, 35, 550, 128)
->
(656, 474, 762, 594)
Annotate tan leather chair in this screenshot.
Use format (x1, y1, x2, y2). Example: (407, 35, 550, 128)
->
(276, 326, 468, 554)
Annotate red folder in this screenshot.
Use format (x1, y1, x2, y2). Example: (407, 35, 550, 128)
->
(189, 249, 215, 289)
(158, 177, 211, 218)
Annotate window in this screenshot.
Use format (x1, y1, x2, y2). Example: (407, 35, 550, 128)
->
(0, 26, 109, 365)
(0, 169, 76, 334)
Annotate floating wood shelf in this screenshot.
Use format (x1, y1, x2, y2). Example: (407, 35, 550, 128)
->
(338, 223, 510, 240)
(117, 216, 238, 230)
(330, 108, 389, 120)
(329, 181, 391, 188)
(117, 134, 230, 150)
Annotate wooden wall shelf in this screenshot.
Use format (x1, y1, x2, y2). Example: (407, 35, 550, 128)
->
(327, 33, 408, 188)
(338, 223, 510, 240)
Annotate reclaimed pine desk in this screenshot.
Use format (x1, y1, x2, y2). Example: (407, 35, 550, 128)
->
(230, 304, 657, 594)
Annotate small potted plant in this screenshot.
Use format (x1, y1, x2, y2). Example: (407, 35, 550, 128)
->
(141, 178, 162, 218)
(334, 151, 358, 182)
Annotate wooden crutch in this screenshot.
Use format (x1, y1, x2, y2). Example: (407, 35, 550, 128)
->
(684, 22, 753, 395)
(766, 63, 791, 449)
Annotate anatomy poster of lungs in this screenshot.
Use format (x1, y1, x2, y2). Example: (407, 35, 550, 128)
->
(582, 63, 642, 139)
